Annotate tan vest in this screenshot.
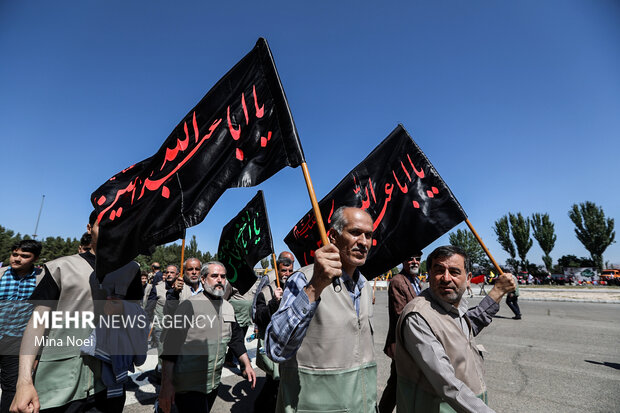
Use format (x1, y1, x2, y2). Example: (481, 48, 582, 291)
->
(277, 265, 377, 412)
(395, 290, 487, 412)
(173, 293, 236, 394)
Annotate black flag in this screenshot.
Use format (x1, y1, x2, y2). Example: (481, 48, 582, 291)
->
(91, 38, 304, 279)
(284, 124, 467, 278)
(217, 191, 274, 295)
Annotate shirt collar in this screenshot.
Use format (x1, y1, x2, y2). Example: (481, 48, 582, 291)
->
(7, 267, 37, 281)
(341, 268, 366, 292)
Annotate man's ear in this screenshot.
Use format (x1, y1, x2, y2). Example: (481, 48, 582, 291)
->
(467, 272, 473, 283)
(327, 228, 336, 244)
(87, 223, 92, 234)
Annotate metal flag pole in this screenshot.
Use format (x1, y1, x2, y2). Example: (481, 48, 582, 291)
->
(465, 219, 504, 275)
(33, 195, 45, 239)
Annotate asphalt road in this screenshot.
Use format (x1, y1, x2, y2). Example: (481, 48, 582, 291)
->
(122, 290, 620, 413)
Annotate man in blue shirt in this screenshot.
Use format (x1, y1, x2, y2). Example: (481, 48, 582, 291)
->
(0, 239, 42, 413)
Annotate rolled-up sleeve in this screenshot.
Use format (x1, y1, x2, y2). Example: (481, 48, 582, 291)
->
(265, 272, 318, 363)
(402, 313, 495, 413)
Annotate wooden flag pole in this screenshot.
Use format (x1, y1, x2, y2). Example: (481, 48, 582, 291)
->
(272, 252, 280, 289)
(465, 219, 504, 275)
(301, 163, 330, 246)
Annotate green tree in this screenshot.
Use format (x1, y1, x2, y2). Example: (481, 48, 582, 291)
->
(568, 202, 615, 271)
(260, 257, 270, 269)
(509, 212, 533, 272)
(493, 215, 517, 271)
(0, 225, 23, 263)
(448, 229, 491, 272)
(531, 213, 557, 273)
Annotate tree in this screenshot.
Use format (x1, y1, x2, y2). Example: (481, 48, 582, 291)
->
(448, 229, 491, 272)
(0, 225, 22, 263)
(260, 257, 270, 269)
(531, 213, 557, 273)
(568, 202, 615, 271)
(493, 215, 517, 271)
(509, 212, 533, 272)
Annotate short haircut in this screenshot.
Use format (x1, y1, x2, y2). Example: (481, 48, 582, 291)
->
(201, 261, 226, 276)
(277, 257, 293, 267)
(427, 245, 471, 274)
(12, 239, 42, 258)
(80, 232, 92, 246)
(330, 206, 350, 235)
(165, 264, 179, 272)
(89, 210, 98, 226)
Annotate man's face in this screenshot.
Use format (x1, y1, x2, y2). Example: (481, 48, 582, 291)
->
(164, 266, 178, 282)
(10, 249, 37, 274)
(402, 254, 422, 277)
(141, 275, 148, 286)
(87, 221, 99, 255)
(330, 208, 374, 271)
(202, 264, 227, 297)
(429, 254, 471, 306)
(277, 262, 294, 283)
(184, 259, 201, 285)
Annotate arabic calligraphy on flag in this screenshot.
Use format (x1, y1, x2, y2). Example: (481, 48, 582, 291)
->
(217, 190, 274, 295)
(91, 38, 304, 279)
(284, 124, 467, 278)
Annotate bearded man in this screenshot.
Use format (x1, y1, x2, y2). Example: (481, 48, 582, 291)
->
(159, 261, 256, 413)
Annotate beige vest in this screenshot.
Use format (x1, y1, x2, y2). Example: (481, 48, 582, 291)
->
(395, 290, 487, 412)
(173, 293, 236, 394)
(277, 265, 377, 412)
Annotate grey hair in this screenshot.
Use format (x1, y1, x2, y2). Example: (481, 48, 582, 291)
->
(330, 206, 350, 235)
(201, 261, 226, 276)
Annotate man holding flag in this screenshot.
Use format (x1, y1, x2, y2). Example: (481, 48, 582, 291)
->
(395, 245, 516, 412)
(266, 206, 377, 412)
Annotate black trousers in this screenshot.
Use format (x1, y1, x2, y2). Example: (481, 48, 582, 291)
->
(0, 336, 21, 413)
(40, 390, 125, 413)
(378, 359, 397, 413)
(174, 387, 218, 413)
(253, 375, 279, 412)
(506, 293, 521, 317)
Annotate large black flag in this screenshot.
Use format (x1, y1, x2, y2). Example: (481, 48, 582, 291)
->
(284, 124, 467, 278)
(91, 38, 304, 279)
(217, 191, 273, 295)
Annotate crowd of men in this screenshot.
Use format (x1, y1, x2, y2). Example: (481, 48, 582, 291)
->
(0, 206, 518, 412)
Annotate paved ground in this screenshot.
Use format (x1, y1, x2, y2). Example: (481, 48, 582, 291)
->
(122, 288, 620, 412)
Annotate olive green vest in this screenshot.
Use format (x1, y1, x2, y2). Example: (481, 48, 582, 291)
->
(395, 290, 487, 412)
(173, 293, 236, 394)
(256, 283, 279, 380)
(277, 265, 377, 413)
(34, 254, 105, 409)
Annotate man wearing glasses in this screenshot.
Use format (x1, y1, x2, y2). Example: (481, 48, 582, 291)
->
(380, 252, 424, 412)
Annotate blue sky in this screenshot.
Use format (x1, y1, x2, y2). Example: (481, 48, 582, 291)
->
(1, 1, 619, 268)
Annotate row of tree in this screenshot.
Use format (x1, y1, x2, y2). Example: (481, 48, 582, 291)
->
(449, 201, 615, 274)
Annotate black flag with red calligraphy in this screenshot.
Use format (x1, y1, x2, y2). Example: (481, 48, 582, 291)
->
(91, 38, 304, 279)
(217, 190, 274, 295)
(284, 124, 467, 278)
